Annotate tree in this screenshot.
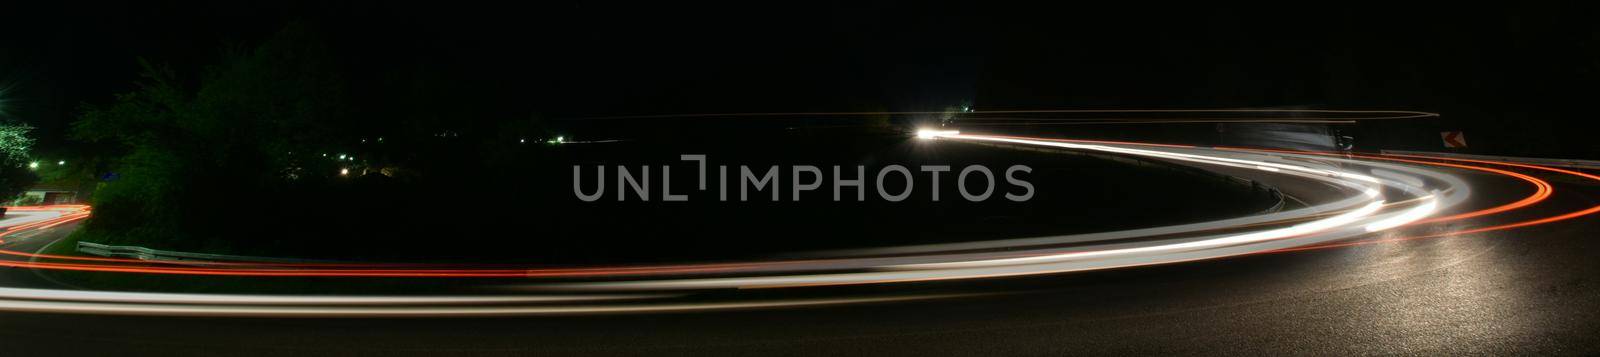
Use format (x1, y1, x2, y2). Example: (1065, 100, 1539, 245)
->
(0, 122, 37, 202)
(70, 23, 348, 248)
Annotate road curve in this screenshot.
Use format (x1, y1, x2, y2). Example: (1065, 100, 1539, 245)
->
(0, 133, 1597, 354)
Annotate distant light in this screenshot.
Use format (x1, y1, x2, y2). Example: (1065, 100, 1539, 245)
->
(322, 153, 328, 157)
(337, 154, 346, 160)
(57, 160, 66, 165)
(556, 136, 565, 143)
(519, 138, 527, 143)
(27, 161, 39, 169)
(339, 168, 350, 176)
(963, 106, 971, 112)
(916, 129, 960, 139)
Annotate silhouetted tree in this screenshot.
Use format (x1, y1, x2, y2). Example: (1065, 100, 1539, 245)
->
(0, 122, 37, 202)
(70, 23, 347, 248)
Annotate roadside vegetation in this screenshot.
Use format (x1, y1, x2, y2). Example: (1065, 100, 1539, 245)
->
(61, 24, 1282, 263)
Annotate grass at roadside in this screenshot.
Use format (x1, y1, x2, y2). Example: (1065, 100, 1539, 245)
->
(33, 230, 436, 294)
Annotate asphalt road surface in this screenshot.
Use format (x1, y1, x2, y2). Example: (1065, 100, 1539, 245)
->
(1, 135, 1597, 356)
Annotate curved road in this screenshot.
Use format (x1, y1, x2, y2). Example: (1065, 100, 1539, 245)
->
(1, 134, 1597, 355)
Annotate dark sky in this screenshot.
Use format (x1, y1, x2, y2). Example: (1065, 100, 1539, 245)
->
(1, 3, 976, 140)
(3, 2, 1598, 156)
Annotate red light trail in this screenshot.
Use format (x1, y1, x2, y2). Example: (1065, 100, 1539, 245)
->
(0, 135, 1591, 285)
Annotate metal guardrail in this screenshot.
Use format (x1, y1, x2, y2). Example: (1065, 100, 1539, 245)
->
(955, 140, 1289, 214)
(76, 242, 334, 264)
(1380, 150, 1600, 170)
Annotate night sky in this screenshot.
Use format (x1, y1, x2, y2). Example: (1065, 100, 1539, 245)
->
(3, 2, 1598, 156)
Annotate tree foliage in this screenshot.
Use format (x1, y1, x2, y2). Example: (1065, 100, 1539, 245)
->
(0, 122, 37, 202)
(71, 23, 346, 248)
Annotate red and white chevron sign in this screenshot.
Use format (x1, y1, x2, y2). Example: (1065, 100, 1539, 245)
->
(1441, 131, 1467, 148)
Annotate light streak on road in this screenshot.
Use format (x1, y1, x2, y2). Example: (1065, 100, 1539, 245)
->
(1, 131, 1598, 316)
(0, 286, 974, 317)
(1364, 196, 1438, 232)
(0, 135, 1570, 281)
(915, 129, 961, 139)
